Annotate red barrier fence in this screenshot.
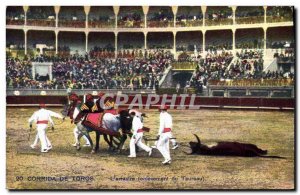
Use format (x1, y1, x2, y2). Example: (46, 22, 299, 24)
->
(6, 95, 295, 109)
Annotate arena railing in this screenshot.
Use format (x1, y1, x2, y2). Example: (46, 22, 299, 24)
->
(118, 20, 144, 28)
(207, 85, 294, 98)
(266, 16, 293, 23)
(6, 19, 24, 25)
(176, 20, 203, 27)
(88, 20, 115, 28)
(27, 19, 55, 27)
(235, 16, 264, 24)
(147, 20, 173, 28)
(58, 20, 85, 28)
(208, 78, 294, 87)
(205, 18, 233, 26)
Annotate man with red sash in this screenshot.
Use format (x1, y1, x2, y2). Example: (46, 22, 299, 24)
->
(28, 104, 63, 153)
(156, 105, 173, 165)
(128, 110, 152, 158)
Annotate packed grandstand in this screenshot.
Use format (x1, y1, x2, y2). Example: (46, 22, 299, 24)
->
(6, 6, 295, 95)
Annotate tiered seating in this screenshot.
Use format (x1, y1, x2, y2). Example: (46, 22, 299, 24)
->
(205, 6, 233, 26)
(147, 6, 173, 27)
(27, 6, 56, 27)
(235, 6, 264, 24)
(58, 6, 86, 28)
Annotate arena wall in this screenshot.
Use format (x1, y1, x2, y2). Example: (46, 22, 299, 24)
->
(6, 95, 294, 110)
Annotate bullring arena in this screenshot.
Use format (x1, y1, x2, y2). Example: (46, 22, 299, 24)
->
(6, 5, 295, 190)
(6, 107, 294, 189)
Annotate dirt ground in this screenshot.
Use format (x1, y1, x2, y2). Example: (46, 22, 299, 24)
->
(6, 108, 294, 190)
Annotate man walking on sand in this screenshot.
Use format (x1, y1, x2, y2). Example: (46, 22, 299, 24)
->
(28, 104, 64, 153)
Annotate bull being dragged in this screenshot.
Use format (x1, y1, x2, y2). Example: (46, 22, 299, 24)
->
(188, 134, 284, 158)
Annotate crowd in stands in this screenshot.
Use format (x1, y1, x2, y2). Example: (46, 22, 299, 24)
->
(90, 46, 115, 59)
(190, 49, 293, 89)
(205, 9, 233, 26)
(176, 13, 203, 27)
(58, 8, 85, 28)
(118, 13, 144, 28)
(274, 48, 295, 63)
(148, 44, 172, 50)
(267, 6, 293, 23)
(89, 16, 115, 28)
(6, 58, 32, 89)
(7, 46, 294, 91)
(206, 43, 232, 51)
(269, 41, 295, 49)
(7, 6, 294, 28)
(27, 7, 55, 26)
(189, 51, 233, 92)
(6, 49, 173, 90)
(236, 49, 263, 59)
(176, 44, 201, 52)
(147, 9, 173, 28)
(88, 7, 115, 28)
(57, 46, 71, 58)
(6, 44, 25, 50)
(236, 40, 263, 49)
(235, 7, 264, 24)
(6, 7, 25, 25)
(117, 49, 144, 59)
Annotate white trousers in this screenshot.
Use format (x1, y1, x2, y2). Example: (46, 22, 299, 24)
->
(35, 124, 51, 152)
(157, 132, 172, 161)
(32, 132, 52, 148)
(129, 133, 151, 156)
(73, 126, 90, 145)
(154, 132, 176, 146)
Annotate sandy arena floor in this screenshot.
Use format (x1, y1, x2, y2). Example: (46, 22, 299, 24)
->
(6, 108, 294, 190)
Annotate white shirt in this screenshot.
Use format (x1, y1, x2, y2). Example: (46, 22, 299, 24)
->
(132, 115, 143, 135)
(28, 108, 63, 126)
(158, 111, 172, 135)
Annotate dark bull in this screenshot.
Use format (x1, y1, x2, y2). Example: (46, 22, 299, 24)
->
(189, 134, 284, 158)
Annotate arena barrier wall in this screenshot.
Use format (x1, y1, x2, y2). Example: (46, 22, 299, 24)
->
(6, 95, 295, 110)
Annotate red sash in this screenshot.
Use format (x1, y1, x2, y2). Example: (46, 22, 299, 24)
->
(37, 120, 48, 124)
(163, 128, 171, 133)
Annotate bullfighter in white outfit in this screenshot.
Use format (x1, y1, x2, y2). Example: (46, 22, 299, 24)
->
(28, 104, 64, 153)
(156, 105, 174, 165)
(128, 110, 152, 158)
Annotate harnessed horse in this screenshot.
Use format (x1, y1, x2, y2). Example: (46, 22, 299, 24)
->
(62, 100, 132, 153)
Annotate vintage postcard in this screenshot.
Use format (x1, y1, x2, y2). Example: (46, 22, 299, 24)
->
(6, 5, 295, 190)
